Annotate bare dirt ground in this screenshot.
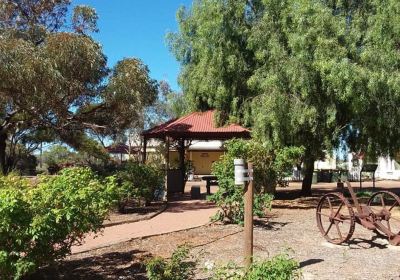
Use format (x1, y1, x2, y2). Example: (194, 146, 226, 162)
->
(30, 208, 400, 280)
(28, 181, 400, 280)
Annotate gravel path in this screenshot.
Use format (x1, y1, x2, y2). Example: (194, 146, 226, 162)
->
(71, 199, 217, 254)
(32, 208, 400, 279)
(192, 209, 400, 280)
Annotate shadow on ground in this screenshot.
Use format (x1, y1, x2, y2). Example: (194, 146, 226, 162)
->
(27, 250, 149, 280)
(165, 201, 216, 213)
(348, 234, 390, 250)
(299, 258, 324, 268)
(254, 219, 289, 231)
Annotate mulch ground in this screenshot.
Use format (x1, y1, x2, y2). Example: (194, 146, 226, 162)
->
(29, 206, 400, 280)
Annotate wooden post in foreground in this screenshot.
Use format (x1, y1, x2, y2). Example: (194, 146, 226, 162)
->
(244, 162, 254, 269)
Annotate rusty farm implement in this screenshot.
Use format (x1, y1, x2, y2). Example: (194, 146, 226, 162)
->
(316, 182, 400, 245)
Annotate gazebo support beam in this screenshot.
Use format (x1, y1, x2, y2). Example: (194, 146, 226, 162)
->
(179, 138, 185, 193)
(164, 136, 171, 199)
(165, 136, 170, 169)
(142, 136, 147, 164)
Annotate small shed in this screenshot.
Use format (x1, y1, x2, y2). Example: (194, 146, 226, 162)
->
(142, 110, 250, 194)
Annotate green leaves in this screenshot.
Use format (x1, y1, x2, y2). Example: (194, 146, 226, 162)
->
(72, 5, 99, 34)
(103, 58, 158, 133)
(245, 253, 300, 280)
(146, 245, 194, 280)
(0, 0, 159, 173)
(170, 0, 400, 194)
(209, 139, 303, 224)
(168, 0, 259, 122)
(211, 252, 300, 280)
(0, 168, 118, 279)
(116, 161, 164, 208)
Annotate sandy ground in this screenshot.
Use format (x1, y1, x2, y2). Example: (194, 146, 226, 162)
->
(31, 207, 400, 280)
(29, 180, 400, 279)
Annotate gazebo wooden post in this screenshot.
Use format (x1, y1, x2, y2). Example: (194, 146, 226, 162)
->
(142, 136, 147, 164)
(178, 138, 185, 193)
(165, 136, 170, 169)
(164, 136, 170, 198)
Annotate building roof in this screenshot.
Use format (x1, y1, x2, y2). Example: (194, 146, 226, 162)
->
(142, 110, 250, 140)
(105, 144, 131, 154)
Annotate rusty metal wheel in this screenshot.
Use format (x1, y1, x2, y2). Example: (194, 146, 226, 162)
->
(367, 191, 400, 245)
(316, 193, 355, 245)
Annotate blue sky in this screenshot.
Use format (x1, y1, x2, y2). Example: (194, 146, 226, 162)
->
(72, 0, 193, 91)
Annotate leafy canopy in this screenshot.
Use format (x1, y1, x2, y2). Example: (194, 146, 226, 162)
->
(0, 0, 158, 173)
(169, 0, 400, 194)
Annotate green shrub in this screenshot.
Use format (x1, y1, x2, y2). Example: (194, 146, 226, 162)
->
(209, 139, 302, 224)
(146, 245, 194, 280)
(0, 187, 34, 279)
(210, 155, 273, 224)
(356, 191, 373, 198)
(211, 262, 245, 279)
(117, 161, 164, 208)
(212, 253, 300, 280)
(0, 167, 118, 279)
(246, 254, 300, 280)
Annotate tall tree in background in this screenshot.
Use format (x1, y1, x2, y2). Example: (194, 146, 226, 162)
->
(125, 80, 189, 158)
(0, 0, 157, 173)
(168, 0, 263, 124)
(248, 0, 352, 195)
(170, 0, 400, 195)
(151, 81, 189, 122)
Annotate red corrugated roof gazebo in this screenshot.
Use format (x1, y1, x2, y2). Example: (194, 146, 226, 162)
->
(143, 110, 250, 140)
(142, 110, 251, 194)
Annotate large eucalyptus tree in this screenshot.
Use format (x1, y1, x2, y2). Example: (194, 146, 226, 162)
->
(0, 0, 157, 173)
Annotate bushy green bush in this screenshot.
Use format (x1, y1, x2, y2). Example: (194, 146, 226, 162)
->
(117, 161, 164, 208)
(212, 253, 300, 280)
(0, 167, 118, 279)
(209, 139, 303, 224)
(210, 156, 273, 224)
(146, 245, 194, 280)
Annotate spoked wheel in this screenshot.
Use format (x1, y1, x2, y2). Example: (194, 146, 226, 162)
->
(367, 191, 400, 245)
(316, 193, 355, 245)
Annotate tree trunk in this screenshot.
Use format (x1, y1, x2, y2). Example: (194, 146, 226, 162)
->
(301, 156, 315, 196)
(0, 133, 7, 175)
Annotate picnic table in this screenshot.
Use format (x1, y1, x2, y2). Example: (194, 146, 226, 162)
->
(201, 175, 218, 195)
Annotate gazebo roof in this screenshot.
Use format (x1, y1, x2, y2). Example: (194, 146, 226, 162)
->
(142, 110, 250, 140)
(105, 144, 131, 154)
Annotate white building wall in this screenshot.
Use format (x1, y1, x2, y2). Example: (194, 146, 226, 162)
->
(376, 156, 400, 180)
(314, 156, 337, 170)
(347, 154, 400, 180)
